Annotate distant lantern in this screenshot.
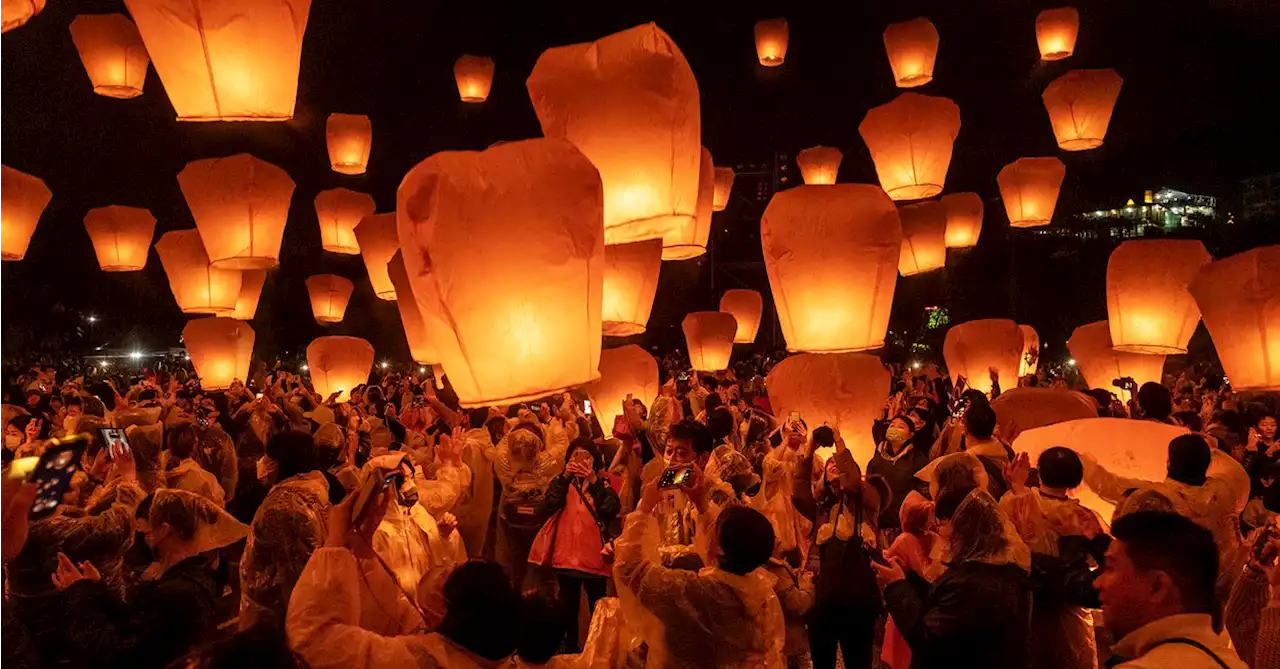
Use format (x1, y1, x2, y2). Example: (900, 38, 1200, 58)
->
(683, 312, 737, 371)
(602, 239, 663, 336)
(69, 14, 150, 99)
(1036, 7, 1080, 61)
(83, 205, 156, 271)
(154, 230, 242, 314)
(123, 0, 310, 121)
(719, 289, 763, 344)
(1067, 320, 1166, 403)
(325, 113, 371, 175)
(353, 213, 398, 300)
(1, 0, 44, 32)
(1188, 246, 1280, 391)
(1, 165, 52, 261)
(1042, 69, 1123, 151)
(306, 274, 354, 324)
(397, 138, 604, 407)
(763, 184, 902, 353)
(387, 251, 440, 365)
(663, 147, 714, 260)
(314, 188, 375, 255)
(997, 157, 1066, 227)
(796, 146, 842, 185)
(586, 345, 659, 427)
(712, 167, 736, 212)
(898, 200, 947, 276)
(231, 270, 267, 320)
(944, 319, 1025, 395)
(882, 17, 938, 88)
(527, 23, 700, 247)
(1106, 239, 1211, 354)
(754, 18, 788, 67)
(1018, 324, 1040, 377)
(307, 336, 374, 403)
(454, 55, 494, 103)
(177, 153, 295, 270)
(767, 352, 889, 464)
(183, 317, 254, 391)
(859, 93, 960, 201)
(942, 192, 983, 248)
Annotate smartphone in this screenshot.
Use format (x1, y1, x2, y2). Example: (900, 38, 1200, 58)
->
(583, 399, 593, 415)
(658, 465, 695, 490)
(27, 435, 88, 520)
(98, 428, 131, 460)
(256, 392, 264, 400)
(789, 411, 801, 424)
(866, 545, 891, 567)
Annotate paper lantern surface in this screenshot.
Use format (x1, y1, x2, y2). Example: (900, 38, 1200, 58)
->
(1067, 321, 1166, 403)
(1036, 7, 1079, 61)
(859, 93, 960, 201)
(326, 113, 371, 175)
(662, 147, 713, 260)
(388, 251, 440, 365)
(183, 317, 254, 391)
(154, 230, 242, 314)
(762, 184, 902, 353)
(1188, 247, 1280, 391)
(70, 14, 150, 99)
(754, 18, 788, 67)
(1042, 69, 1123, 151)
(991, 388, 1098, 444)
(397, 138, 604, 407)
(1, 165, 51, 261)
(796, 146, 842, 185)
(307, 336, 374, 403)
(123, 0, 311, 121)
(942, 192, 983, 249)
(314, 188, 375, 255)
(898, 201, 947, 276)
(2, 0, 43, 32)
(231, 270, 267, 321)
(353, 213, 399, 300)
(83, 205, 156, 272)
(602, 240, 662, 337)
(306, 274, 354, 324)
(527, 23, 700, 247)
(720, 289, 764, 344)
(683, 312, 737, 372)
(178, 154, 295, 270)
(882, 17, 938, 88)
(1018, 324, 1040, 377)
(943, 319, 1025, 395)
(1106, 239, 1211, 354)
(997, 157, 1065, 228)
(586, 345, 659, 427)
(454, 55, 494, 103)
(712, 167, 736, 212)
(767, 352, 889, 465)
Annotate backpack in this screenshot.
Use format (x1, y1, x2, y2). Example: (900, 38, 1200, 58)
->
(500, 471, 550, 530)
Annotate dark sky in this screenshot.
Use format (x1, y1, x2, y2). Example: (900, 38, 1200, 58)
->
(3, 0, 1278, 364)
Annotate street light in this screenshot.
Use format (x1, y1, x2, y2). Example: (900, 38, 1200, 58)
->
(129, 351, 142, 360)
(300, 364, 309, 372)
(380, 361, 389, 370)
(1066, 358, 1077, 367)
(87, 315, 98, 323)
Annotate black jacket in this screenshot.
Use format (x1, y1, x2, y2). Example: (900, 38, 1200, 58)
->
(866, 444, 931, 530)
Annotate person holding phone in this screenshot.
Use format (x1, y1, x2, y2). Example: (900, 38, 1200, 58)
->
(1245, 413, 1280, 497)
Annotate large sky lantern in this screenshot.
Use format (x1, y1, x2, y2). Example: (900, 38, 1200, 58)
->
(387, 251, 440, 365)
(183, 317, 254, 391)
(305, 274, 354, 324)
(762, 184, 902, 353)
(69, 14, 150, 99)
(1042, 69, 1124, 151)
(1019, 324, 1041, 377)
(353, 213, 399, 300)
(897, 200, 947, 276)
(123, 0, 311, 121)
(683, 311, 737, 372)
(662, 147, 714, 260)
(941, 192, 983, 249)
(2, 0, 44, 32)
(1106, 239, 1212, 354)
(767, 352, 890, 465)
(154, 230, 242, 314)
(943, 319, 1026, 395)
(1067, 320, 1166, 403)
(83, 205, 156, 271)
(754, 18, 788, 67)
(527, 22, 700, 248)
(719, 289, 764, 344)
(177, 153, 295, 270)
(602, 239, 662, 336)
(397, 138, 605, 408)
(586, 344, 659, 428)
(712, 167, 736, 212)
(307, 336, 374, 403)
(997, 157, 1066, 227)
(231, 270, 267, 321)
(859, 93, 960, 201)
(325, 113, 372, 175)
(454, 55, 495, 103)
(796, 146, 843, 185)
(1, 165, 51, 261)
(882, 17, 939, 88)
(314, 188, 375, 255)
(1189, 246, 1280, 391)
(1035, 7, 1080, 61)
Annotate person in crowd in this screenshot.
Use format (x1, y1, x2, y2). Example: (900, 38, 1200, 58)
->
(1224, 527, 1280, 668)
(456, 407, 498, 559)
(764, 542, 816, 669)
(1245, 412, 1279, 495)
(958, 401, 1014, 499)
(495, 416, 565, 589)
(160, 423, 226, 506)
(867, 414, 930, 541)
(513, 593, 578, 668)
(1135, 382, 1176, 424)
(880, 490, 938, 669)
(648, 418, 718, 569)
(5, 414, 33, 455)
(753, 429, 811, 567)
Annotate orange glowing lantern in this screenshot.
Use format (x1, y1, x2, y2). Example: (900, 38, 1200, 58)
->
(1188, 246, 1280, 391)
(796, 146, 842, 185)
(859, 93, 960, 201)
(353, 213, 398, 301)
(527, 23, 700, 247)
(1035, 7, 1079, 61)
(314, 188, 375, 255)
(325, 113, 371, 175)
(1067, 321, 1166, 403)
(754, 18, 788, 67)
(683, 312, 737, 371)
(882, 17, 938, 88)
(943, 319, 1025, 395)
(154, 230, 242, 314)
(1, 0, 43, 32)
(942, 192, 983, 249)
(898, 200, 947, 276)
(83, 205, 155, 272)
(712, 167, 736, 212)
(663, 147, 713, 260)
(719, 289, 763, 344)
(1, 165, 51, 261)
(454, 55, 494, 103)
(1042, 69, 1123, 151)
(997, 157, 1065, 227)
(123, 0, 310, 121)
(307, 336, 374, 403)
(1106, 239, 1211, 354)
(69, 14, 150, 99)
(387, 251, 440, 365)
(586, 345, 659, 427)
(602, 239, 662, 337)
(397, 138, 604, 407)
(231, 270, 267, 320)
(1019, 324, 1040, 377)
(177, 153, 295, 270)
(762, 184, 902, 353)
(767, 352, 889, 464)
(183, 317, 254, 390)
(306, 274, 354, 324)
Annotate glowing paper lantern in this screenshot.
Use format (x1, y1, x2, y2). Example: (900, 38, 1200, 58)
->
(307, 336, 374, 403)
(683, 312, 737, 372)
(397, 138, 604, 407)
(762, 184, 902, 353)
(796, 146, 842, 185)
(1, 165, 51, 261)
(1018, 324, 1040, 377)
(306, 274, 354, 324)
(942, 192, 983, 249)
(767, 352, 889, 465)
(991, 388, 1098, 444)
(1042, 69, 1123, 151)
(1188, 247, 1280, 391)
(602, 240, 662, 337)
(712, 167, 736, 212)
(719, 289, 763, 344)
(314, 188, 375, 255)
(123, 0, 311, 121)
(882, 17, 938, 88)
(1, 0, 43, 32)
(353, 213, 399, 301)
(586, 345, 659, 427)
(83, 205, 155, 271)
(1067, 321, 1166, 403)
(754, 18, 788, 67)
(1035, 7, 1079, 61)
(662, 147, 713, 260)
(387, 251, 440, 365)
(69, 14, 150, 99)
(859, 93, 960, 201)
(1106, 239, 1211, 354)
(943, 319, 1025, 395)
(527, 23, 700, 247)
(997, 157, 1065, 227)
(325, 113, 371, 175)
(154, 230, 242, 314)
(454, 55, 494, 103)
(231, 270, 267, 321)
(177, 154, 295, 270)
(898, 201, 947, 276)
(183, 317, 254, 391)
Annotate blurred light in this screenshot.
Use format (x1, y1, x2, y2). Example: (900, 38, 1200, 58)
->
(1066, 358, 1077, 366)
(129, 351, 142, 360)
(419, 366, 427, 374)
(87, 315, 98, 323)
(300, 364, 309, 371)
(99, 359, 110, 368)
(183, 353, 190, 360)
(911, 361, 921, 370)
(380, 361, 389, 369)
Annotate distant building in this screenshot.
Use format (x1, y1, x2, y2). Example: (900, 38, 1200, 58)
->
(1031, 186, 1222, 240)
(1241, 173, 1280, 219)
(732, 150, 795, 206)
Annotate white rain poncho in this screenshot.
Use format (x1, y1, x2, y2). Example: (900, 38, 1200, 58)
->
(751, 445, 811, 560)
(148, 488, 248, 553)
(455, 427, 496, 558)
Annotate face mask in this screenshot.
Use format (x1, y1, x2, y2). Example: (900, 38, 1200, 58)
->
(256, 456, 278, 484)
(4, 435, 21, 449)
(886, 426, 910, 444)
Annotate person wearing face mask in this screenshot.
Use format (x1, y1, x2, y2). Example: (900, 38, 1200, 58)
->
(4, 415, 29, 454)
(868, 416, 931, 543)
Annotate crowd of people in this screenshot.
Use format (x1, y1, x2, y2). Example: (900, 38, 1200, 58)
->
(1, 353, 1278, 669)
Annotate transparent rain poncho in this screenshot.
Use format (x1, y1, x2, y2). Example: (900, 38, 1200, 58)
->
(239, 471, 331, 630)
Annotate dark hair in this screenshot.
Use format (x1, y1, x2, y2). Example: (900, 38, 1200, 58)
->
(1173, 411, 1203, 433)
(1111, 511, 1218, 615)
(708, 406, 735, 442)
(1037, 447, 1084, 489)
(704, 393, 723, 414)
(670, 419, 714, 456)
(138, 388, 159, 402)
(166, 424, 199, 460)
(812, 425, 835, 448)
(1137, 382, 1173, 421)
(65, 395, 83, 409)
(439, 561, 521, 660)
(963, 402, 997, 440)
(564, 437, 604, 472)
(935, 485, 976, 521)
(715, 505, 775, 575)
(195, 620, 302, 669)
(1086, 388, 1114, 416)
(265, 430, 318, 481)
(467, 407, 489, 430)
(1256, 412, 1278, 428)
(516, 594, 563, 664)
(1167, 434, 1211, 486)
(386, 419, 406, 445)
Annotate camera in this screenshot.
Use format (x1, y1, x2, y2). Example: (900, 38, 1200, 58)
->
(1111, 377, 1137, 392)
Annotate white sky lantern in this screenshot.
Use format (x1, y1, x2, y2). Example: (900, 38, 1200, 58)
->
(314, 188, 375, 255)
(1036, 7, 1080, 61)
(1042, 69, 1123, 151)
(898, 200, 947, 276)
(720, 289, 764, 344)
(883, 17, 939, 88)
(754, 18, 788, 67)
(859, 93, 960, 201)
(1106, 239, 1211, 354)
(796, 146, 842, 185)
(1067, 320, 1166, 403)
(2, 0, 44, 33)
(602, 239, 663, 337)
(325, 113, 372, 175)
(306, 274, 354, 324)
(683, 311, 737, 372)
(944, 319, 1025, 395)
(178, 153, 295, 270)
(662, 146, 714, 260)
(183, 317, 254, 391)
(69, 14, 150, 99)
(454, 55, 495, 103)
(388, 251, 440, 365)
(712, 167, 736, 212)
(1, 165, 51, 261)
(307, 336, 374, 403)
(155, 230, 242, 314)
(997, 157, 1066, 228)
(942, 192, 983, 249)
(767, 352, 889, 465)
(1188, 246, 1280, 391)
(83, 205, 156, 272)
(586, 345, 659, 428)
(353, 213, 399, 301)
(231, 270, 267, 321)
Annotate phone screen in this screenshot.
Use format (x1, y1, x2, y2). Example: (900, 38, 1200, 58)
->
(29, 437, 88, 520)
(658, 465, 694, 490)
(583, 399, 592, 415)
(99, 428, 131, 460)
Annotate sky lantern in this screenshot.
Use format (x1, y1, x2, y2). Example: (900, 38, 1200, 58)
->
(1106, 239, 1211, 354)
(796, 146, 842, 185)
(325, 113, 371, 175)
(69, 14, 150, 99)
(1019, 324, 1040, 377)
(306, 274, 354, 324)
(527, 23, 700, 247)
(1035, 7, 1080, 61)
(387, 251, 440, 365)
(882, 17, 939, 88)
(454, 55, 495, 103)
(712, 167, 735, 212)
(1, 0, 43, 32)
(719, 289, 763, 344)
(177, 153, 295, 270)
(898, 200, 947, 276)
(1042, 69, 1123, 151)
(183, 317, 254, 390)
(1067, 321, 1166, 403)
(1188, 246, 1280, 391)
(83, 205, 155, 271)
(683, 312, 737, 371)
(586, 345, 659, 428)
(123, 0, 311, 121)
(1, 165, 51, 261)
(397, 138, 604, 407)
(231, 270, 267, 320)
(997, 157, 1066, 227)
(602, 239, 662, 337)
(154, 230, 242, 314)
(944, 319, 1025, 395)
(662, 147, 714, 260)
(859, 93, 960, 201)
(942, 192, 983, 249)
(762, 184, 902, 353)
(353, 213, 399, 301)
(767, 352, 889, 465)
(307, 336, 374, 403)
(314, 188, 375, 255)
(754, 18, 788, 67)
